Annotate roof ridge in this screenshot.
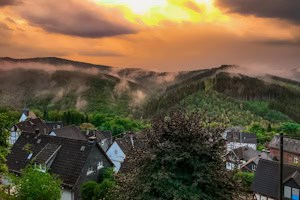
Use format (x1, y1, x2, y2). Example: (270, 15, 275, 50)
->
(23, 132, 91, 144)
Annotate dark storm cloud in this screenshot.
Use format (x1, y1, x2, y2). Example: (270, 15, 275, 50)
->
(217, 0, 300, 24)
(18, 0, 137, 38)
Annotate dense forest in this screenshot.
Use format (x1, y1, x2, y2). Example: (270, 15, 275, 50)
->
(2, 58, 300, 149)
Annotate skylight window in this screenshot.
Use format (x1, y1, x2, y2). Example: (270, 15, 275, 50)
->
(27, 153, 33, 160)
(80, 146, 86, 151)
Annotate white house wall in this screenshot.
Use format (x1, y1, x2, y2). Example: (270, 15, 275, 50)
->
(106, 142, 126, 173)
(9, 127, 21, 145)
(19, 113, 27, 122)
(111, 160, 122, 173)
(226, 142, 257, 153)
(254, 193, 275, 200)
(61, 190, 73, 200)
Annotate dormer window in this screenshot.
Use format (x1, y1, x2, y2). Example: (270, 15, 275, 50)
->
(284, 186, 291, 199)
(27, 153, 33, 160)
(284, 186, 300, 199)
(292, 188, 299, 200)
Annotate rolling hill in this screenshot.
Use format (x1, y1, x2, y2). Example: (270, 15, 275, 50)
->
(1, 57, 300, 125)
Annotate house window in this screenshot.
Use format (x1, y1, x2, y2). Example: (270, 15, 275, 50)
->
(251, 164, 257, 171)
(27, 153, 33, 160)
(114, 150, 118, 155)
(285, 186, 292, 199)
(294, 157, 299, 164)
(97, 161, 103, 170)
(87, 166, 94, 176)
(292, 188, 299, 200)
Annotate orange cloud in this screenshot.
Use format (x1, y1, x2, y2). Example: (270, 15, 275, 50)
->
(17, 0, 137, 38)
(0, 0, 299, 72)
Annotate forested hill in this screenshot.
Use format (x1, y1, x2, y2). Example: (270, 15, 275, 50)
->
(1, 57, 300, 125)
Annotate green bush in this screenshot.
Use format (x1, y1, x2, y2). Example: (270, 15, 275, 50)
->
(81, 181, 98, 200)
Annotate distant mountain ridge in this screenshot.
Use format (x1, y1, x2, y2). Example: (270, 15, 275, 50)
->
(0, 57, 112, 71)
(1, 57, 300, 123)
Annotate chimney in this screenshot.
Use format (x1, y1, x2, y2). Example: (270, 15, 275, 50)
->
(86, 130, 89, 136)
(88, 136, 96, 144)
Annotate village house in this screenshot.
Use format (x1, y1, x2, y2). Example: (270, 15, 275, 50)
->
(251, 159, 300, 200)
(86, 130, 126, 173)
(5, 132, 113, 200)
(18, 106, 37, 122)
(240, 151, 272, 173)
(116, 132, 146, 173)
(226, 146, 271, 171)
(49, 126, 126, 173)
(269, 135, 300, 165)
(9, 118, 50, 145)
(223, 127, 257, 152)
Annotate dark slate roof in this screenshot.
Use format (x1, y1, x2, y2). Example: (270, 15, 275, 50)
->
(226, 131, 257, 144)
(98, 131, 112, 141)
(53, 125, 87, 141)
(15, 118, 50, 134)
(232, 147, 260, 161)
(269, 135, 300, 155)
(251, 159, 300, 199)
(33, 143, 61, 165)
(6, 132, 108, 189)
(83, 131, 113, 152)
(284, 171, 300, 186)
(84, 130, 112, 142)
(45, 121, 64, 130)
(243, 152, 272, 165)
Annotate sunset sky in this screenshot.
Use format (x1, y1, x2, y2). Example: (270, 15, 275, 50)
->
(0, 0, 299, 71)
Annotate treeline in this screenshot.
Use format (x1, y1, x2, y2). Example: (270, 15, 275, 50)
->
(214, 72, 300, 123)
(45, 110, 89, 125)
(43, 110, 145, 136)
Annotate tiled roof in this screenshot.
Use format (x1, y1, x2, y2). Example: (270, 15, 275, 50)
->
(116, 132, 147, 172)
(45, 121, 64, 130)
(232, 147, 259, 161)
(284, 171, 300, 186)
(33, 143, 61, 165)
(251, 159, 300, 199)
(269, 135, 300, 155)
(15, 118, 50, 134)
(53, 125, 87, 141)
(225, 128, 257, 144)
(6, 132, 106, 189)
(243, 152, 272, 166)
